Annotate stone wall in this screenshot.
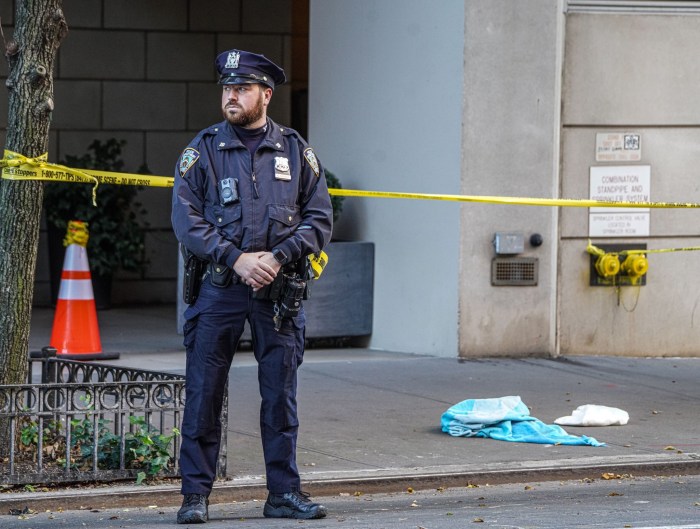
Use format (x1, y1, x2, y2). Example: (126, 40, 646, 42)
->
(0, 0, 296, 306)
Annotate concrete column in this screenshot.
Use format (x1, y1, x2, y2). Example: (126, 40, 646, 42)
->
(458, 0, 564, 357)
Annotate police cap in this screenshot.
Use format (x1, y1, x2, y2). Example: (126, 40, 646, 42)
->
(215, 49, 286, 90)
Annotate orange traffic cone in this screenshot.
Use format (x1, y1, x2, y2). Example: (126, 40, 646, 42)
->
(49, 221, 119, 361)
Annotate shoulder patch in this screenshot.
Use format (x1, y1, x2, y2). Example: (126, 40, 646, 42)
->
(179, 147, 200, 177)
(303, 147, 320, 178)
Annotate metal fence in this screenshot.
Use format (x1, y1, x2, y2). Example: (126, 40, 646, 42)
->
(0, 351, 227, 486)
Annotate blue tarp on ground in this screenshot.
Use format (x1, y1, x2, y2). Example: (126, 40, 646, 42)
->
(441, 395, 604, 447)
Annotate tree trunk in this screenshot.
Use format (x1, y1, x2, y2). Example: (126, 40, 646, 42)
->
(0, 0, 67, 454)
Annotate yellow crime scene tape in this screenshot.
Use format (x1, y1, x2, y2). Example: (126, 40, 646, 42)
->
(327, 187, 700, 209)
(1, 150, 173, 205)
(4, 148, 700, 209)
(587, 240, 700, 257)
(3, 149, 700, 258)
(0, 150, 173, 187)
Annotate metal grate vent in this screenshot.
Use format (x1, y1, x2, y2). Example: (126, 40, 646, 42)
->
(491, 257, 539, 286)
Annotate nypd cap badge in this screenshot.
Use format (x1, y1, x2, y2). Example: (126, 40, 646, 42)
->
(224, 51, 240, 69)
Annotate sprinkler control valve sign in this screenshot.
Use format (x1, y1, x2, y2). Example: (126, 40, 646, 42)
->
(589, 165, 651, 237)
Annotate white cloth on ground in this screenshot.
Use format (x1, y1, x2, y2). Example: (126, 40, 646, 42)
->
(554, 404, 629, 426)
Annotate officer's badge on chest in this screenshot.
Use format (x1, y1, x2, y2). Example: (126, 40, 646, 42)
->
(274, 156, 291, 181)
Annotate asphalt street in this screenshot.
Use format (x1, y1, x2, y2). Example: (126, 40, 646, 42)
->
(6, 305, 698, 525)
(2, 474, 699, 528)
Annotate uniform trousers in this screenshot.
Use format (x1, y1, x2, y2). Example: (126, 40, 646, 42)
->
(179, 278, 305, 495)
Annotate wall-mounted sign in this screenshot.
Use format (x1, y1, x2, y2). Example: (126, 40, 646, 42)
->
(595, 132, 641, 162)
(589, 165, 650, 237)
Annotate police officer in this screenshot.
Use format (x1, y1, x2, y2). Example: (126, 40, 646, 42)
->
(171, 49, 333, 523)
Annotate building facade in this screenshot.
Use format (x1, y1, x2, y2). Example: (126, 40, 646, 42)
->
(310, 0, 700, 357)
(3, 0, 700, 356)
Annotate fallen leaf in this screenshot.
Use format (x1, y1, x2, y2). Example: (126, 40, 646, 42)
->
(353, 491, 363, 497)
(664, 446, 676, 451)
(407, 487, 414, 493)
(473, 517, 484, 523)
(524, 485, 532, 490)
(608, 492, 624, 496)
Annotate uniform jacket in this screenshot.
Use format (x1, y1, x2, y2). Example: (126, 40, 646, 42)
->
(172, 118, 333, 269)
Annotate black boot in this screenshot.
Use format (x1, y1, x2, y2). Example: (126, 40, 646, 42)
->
(177, 493, 209, 524)
(263, 490, 327, 519)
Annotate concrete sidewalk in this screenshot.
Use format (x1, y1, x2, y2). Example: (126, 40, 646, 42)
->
(6, 305, 699, 512)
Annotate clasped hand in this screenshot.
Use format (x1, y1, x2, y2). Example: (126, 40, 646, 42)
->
(233, 252, 281, 291)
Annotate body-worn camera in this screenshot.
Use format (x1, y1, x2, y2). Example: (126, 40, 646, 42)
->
(219, 178, 239, 205)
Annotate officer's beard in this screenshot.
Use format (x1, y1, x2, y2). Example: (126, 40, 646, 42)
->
(224, 90, 265, 128)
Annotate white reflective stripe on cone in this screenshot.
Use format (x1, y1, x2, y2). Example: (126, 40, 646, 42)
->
(58, 279, 95, 300)
(63, 245, 90, 271)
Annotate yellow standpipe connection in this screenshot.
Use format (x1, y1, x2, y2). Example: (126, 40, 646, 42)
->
(587, 241, 621, 279)
(595, 253, 621, 279)
(620, 253, 648, 284)
(586, 240, 649, 283)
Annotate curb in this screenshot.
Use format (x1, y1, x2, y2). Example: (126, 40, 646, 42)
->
(2, 454, 699, 513)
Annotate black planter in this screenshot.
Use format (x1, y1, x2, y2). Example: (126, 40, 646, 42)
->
(176, 241, 374, 342)
(90, 273, 113, 310)
(303, 240, 374, 339)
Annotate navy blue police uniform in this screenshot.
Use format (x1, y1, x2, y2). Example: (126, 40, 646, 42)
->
(172, 49, 333, 522)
